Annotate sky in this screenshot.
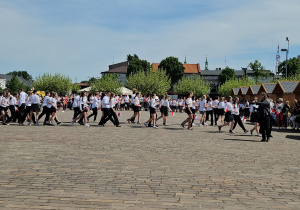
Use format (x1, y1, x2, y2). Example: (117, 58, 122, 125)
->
(0, 0, 300, 82)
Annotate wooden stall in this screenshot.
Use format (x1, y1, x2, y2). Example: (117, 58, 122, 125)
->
(272, 81, 299, 106)
(231, 88, 240, 97)
(237, 87, 250, 101)
(257, 83, 276, 100)
(246, 85, 260, 101)
(293, 82, 300, 101)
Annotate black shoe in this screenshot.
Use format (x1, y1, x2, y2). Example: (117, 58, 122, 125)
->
(116, 125, 121, 127)
(261, 139, 266, 142)
(98, 123, 104, 126)
(244, 130, 249, 133)
(270, 135, 273, 138)
(266, 138, 270, 142)
(57, 121, 61, 125)
(218, 126, 221, 132)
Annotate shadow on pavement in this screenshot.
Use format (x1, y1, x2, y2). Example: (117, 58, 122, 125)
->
(224, 139, 262, 143)
(285, 135, 300, 141)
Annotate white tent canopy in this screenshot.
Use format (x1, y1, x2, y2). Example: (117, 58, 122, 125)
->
(119, 87, 133, 95)
(78, 86, 132, 95)
(78, 87, 91, 92)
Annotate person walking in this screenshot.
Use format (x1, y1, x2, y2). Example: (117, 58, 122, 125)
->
(231, 97, 248, 134)
(144, 93, 158, 129)
(181, 91, 193, 130)
(256, 92, 271, 142)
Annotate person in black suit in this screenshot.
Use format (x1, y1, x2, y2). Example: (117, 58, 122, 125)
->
(256, 92, 271, 142)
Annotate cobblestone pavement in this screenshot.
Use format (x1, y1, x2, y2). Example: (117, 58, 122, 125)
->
(1, 110, 300, 209)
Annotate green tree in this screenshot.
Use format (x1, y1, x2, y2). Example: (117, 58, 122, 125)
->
(7, 70, 33, 82)
(218, 77, 256, 98)
(126, 54, 151, 77)
(159, 56, 185, 84)
(90, 74, 122, 94)
(278, 57, 300, 78)
(271, 74, 300, 83)
(218, 66, 236, 84)
(248, 60, 269, 84)
(33, 73, 73, 94)
(173, 77, 210, 97)
(126, 69, 171, 96)
(71, 84, 80, 93)
(6, 74, 30, 93)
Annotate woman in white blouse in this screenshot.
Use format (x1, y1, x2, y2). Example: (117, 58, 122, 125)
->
(181, 91, 193, 130)
(144, 93, 158, 128)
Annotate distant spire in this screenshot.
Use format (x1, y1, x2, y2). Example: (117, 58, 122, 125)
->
(184, 55, 187, 64)
(205, 55, 208, 70)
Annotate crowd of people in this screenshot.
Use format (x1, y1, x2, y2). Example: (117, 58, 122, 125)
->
(1, 87, 300, 141)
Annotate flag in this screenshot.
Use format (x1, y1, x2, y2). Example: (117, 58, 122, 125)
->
(271, 108, 275, 113)
(118, 112, 121, 117)
(114, 101, 117, 104)
(276, 110, 279, 114)
(241, 116, 246, 122)
(193, 115, 198, 120)
(172, 112, 175, 116)
(97, 108, 100, 110)
(225, 107, 228, 113)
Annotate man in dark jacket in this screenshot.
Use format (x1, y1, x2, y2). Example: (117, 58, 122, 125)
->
(256, 92, 271, 142)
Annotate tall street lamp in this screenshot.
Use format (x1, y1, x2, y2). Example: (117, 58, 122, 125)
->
(281, 49, 288, 79)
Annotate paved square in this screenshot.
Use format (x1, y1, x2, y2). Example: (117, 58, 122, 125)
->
(1, 110, 300, 209)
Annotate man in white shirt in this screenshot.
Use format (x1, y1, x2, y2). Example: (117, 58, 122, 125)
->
(38, 92, 50, 125)
(18, 88, 27, 125)
(99, 92, 111, 126)
(72, 94, 80, 120)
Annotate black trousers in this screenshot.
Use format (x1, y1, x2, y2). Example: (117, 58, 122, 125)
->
(73, 107, 80, 119)
(99, 108, 114, 125)
(191, 109, 196, 126)
(110, 109, 119, 126)
(232, 114, 246, 132)
(259, 117, 271, 140)
(87, 107, 98, 121)
(17, 103, 26, 123)
(38, 106, 50, 124)
(7, 105, 17, 123)
(206, 110, 213, 126)
(213, 108, 219, 125)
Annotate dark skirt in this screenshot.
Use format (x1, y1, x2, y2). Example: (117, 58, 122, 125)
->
(150, 107, 156, 114)
(51, 106, 57, 113)
(250, 112, 258, 123)
(185, 108, 192, 115)
(224, 111, 234, 122)
(31, 104, 40, 112)
(218, 108, 225, 116)
(163, 106, 169, 116)
(134, 105, 140, 112)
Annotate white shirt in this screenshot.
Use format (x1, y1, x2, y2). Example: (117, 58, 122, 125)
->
(73, 95, 80, 108)
(218, 102, 225, 109)
(29, 94, 40, 104)
(134, 97, 140, 106)
(233, 103, 239, 115)
(25, 97, 31, 106)
(19, 91, 27, 104)
(1, 97, 10, 107)
(92, 97, 100, 109)
(192, 100, 196, 109)
(102, 95, 110, 108)
(199, 99, 206, 111)
(47, 97, 53, 108)
(212, 100, 219, 108)
(131, 94, 136, 104)
(207, 101, 213, 111)
(109, 98, 115, 108)
(185, 98, 192, 107)
(10, 96, 17, 106)
(163, 100, 171, 111)
(226, 102, 233, 111)
(150, 98, 157, 109)
(124, 96, 129, 103)
(52, 97, 57, 108)
(42, 96, 50, 107)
